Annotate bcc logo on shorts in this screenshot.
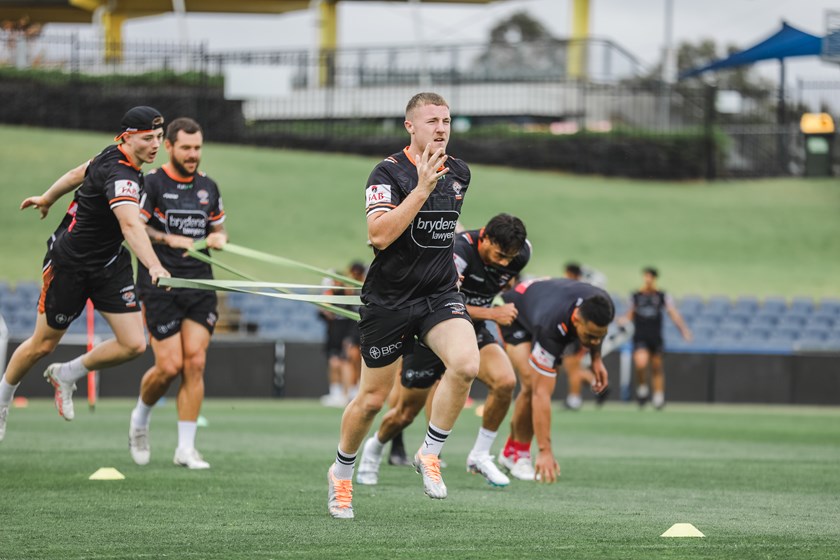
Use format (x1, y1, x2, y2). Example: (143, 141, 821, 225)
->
(369, 341, 402, 360)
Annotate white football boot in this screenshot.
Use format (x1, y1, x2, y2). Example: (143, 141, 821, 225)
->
(128, 423, 151, 466)
(43, 363, 76, 421)
(510, 457, 536, 481)
(327, 465, 355, 519)
(0, 405, 8, 442)
(173, 447, 210, 469)
(466, 452, 510, 487)
(414, 451, 447, 499)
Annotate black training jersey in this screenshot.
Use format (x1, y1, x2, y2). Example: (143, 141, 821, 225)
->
(453, 229, 531, 308)
(362, 148, 470, 309)
(137, 165, 224, 285)
(49, 144, 144, 269)
(631, 290, 670, 339)
(503, 278, 610, 376)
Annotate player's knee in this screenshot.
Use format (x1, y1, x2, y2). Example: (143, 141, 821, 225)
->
(184, 353, 206, 376)
(493, 373, 517, 399)
(33, 337, 60, 357)
(450, 358, 479, 384)
(157, 357, 183, 379)
(356, 391, 386, 417)
(395, 406, 419, 428)
(121, 337, 146, 358)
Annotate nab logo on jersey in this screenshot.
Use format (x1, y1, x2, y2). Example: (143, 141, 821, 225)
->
(114, 180, 139, 199)
(365, 184, 391, 208)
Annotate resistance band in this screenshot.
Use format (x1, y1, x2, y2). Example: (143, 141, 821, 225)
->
(192, 241, 363, 287)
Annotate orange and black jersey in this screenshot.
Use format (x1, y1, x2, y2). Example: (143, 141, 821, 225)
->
(502, 278, 609, 375)
(137, 164, 224, 284)
(631, 290, 671, 339)
(49, 144, 143, 270)
(454, 229, 531, 308)
(362, 148, 470, 309)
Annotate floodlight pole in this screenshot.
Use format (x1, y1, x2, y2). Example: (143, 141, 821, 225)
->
(777, 57, 788, 174)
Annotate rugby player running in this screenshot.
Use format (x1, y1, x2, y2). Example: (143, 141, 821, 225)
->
(0, 107, 170, 440)
(328, 92, 479, 519)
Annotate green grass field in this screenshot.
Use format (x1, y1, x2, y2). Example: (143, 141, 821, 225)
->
(2, 125, 839, 297)
(0, 399, 838, 559)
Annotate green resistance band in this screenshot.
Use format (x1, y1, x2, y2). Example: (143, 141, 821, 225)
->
(158, 277, 362, 305)
(182, 247, 361, 321)
(193, 240, 363, 287)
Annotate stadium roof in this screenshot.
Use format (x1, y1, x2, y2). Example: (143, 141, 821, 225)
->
(680, 22, 823, 80)
(0, 0, 492, 25)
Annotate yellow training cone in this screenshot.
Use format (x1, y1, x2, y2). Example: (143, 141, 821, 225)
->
(661, 523, 705, 537)
(89, 468, 125, 480)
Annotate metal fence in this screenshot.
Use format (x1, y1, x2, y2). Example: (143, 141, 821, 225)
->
(1, 32, 838, 178)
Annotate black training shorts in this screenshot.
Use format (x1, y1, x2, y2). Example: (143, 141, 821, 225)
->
(499, 317, 532, 346)
(400, 319, 499, 389)
(40, 250, 138, 330)
(401, 343, 447, 389)
(140, 287, 218, 340)
(359, 292, 472, 368)
(633, 334, 664, 354)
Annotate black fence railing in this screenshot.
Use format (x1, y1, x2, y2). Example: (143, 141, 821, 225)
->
(1, 33, 837, 179)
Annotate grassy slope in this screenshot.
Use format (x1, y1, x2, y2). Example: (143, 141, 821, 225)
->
(1, 125, 838, 297)
(0, 399, 838, 559)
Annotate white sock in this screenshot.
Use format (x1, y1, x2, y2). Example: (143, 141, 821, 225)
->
(368, 434, 386, 456)
(421, 422, 451, 457)
(0, 377, 19, 406)
(177, 421, 197, 450)
(637, 384, 650, 399)
(334, 447, 356, 479)
(566, 394, 583, 409)
(470, 427, 498, 457)
(58, 356, 88, 384)
(329, 383, 342, 397)
(652, 392, 665, 408)
(131, 397, 153, 428)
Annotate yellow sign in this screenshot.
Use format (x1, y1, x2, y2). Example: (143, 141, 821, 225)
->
(800, 113, 835, 134)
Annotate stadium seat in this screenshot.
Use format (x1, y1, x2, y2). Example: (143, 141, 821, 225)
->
(778, 313, 808, 328)
(749, 315, 779, 329)
(732, 296, 759, 315)
(817, 298, 840, 315)
(720, 316, 748, 330)
(677, 295, 704, 314)
(760, 297, 788, 315)
(790, 297, 815, 314)
(706, 296, 731, 315)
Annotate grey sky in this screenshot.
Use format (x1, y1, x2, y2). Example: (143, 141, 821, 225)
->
(49, 0, 840, 83)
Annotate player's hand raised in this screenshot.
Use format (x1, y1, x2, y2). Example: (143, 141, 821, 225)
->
(20, 196, 53, 219)
(415, 143, 449, 195)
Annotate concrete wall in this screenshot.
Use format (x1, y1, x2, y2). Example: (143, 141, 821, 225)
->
(6, 338, 839, 405)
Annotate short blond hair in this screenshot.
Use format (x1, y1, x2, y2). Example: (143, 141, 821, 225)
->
(405, 92, 449, 119)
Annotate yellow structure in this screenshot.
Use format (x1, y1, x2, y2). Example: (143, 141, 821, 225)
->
(800, 112, 835, 134)
(3, 1, 591, 82)
(567, 0, 590, 80)
(1, 0, 492, 70)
